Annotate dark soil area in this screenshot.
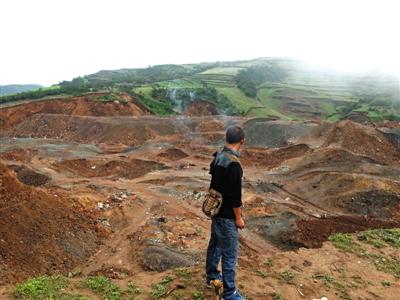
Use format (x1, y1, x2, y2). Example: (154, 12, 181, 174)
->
(139, 246, 196, 272)
(156, 148, 189, 161)
(9, 165, 51, 186)
(243, 119, 315, 147)
(286, 215, 400, 248)
(337, 190, 400, 218)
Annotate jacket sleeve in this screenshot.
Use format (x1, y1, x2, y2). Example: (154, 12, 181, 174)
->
(225, 162, 243, 208)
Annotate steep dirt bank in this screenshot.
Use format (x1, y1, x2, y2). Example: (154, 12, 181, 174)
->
(6, 114, 183, 145)
(303, 120, 400, 165)
(0, 162, 102, 284)
(0, 92, 149, 130)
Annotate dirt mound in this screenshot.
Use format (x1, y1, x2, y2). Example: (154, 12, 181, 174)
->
(0, 147, 35, 163)
(288, 148, 379, 173)
(0, 92, 149, 130)
(8, 165, 51, 186)
(246, 212, 299, 249)
(195, 119, 225, 132)
(243, 119, 316, 147)
(184, 100, 218, 116)
(0, 162, 100, 284)
(286, 216, 400, 248)
(140, 246, 195, 272)
(156, 148, 189, 161)
(7, 114, 181, 145)
(283, 171, 400, 216)
(241, 144, 311, 168)
(315, 120, 400, 165)
(53, 157, 167, 179)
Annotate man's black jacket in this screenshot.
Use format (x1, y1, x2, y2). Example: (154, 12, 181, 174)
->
(209, 146, 243, 219)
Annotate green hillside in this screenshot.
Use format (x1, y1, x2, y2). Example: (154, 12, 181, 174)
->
(1, 58, 399, 122)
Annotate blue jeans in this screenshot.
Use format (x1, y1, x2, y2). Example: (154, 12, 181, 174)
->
(206, 217, 239, 298)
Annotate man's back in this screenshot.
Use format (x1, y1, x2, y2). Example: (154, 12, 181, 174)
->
(209, 147, 243, 219)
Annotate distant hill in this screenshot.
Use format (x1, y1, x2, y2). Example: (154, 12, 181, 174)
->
(1, 59, 399, 122)
(0, 84, 42, 96)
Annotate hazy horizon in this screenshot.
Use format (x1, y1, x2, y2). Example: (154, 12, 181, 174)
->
(1, 0, 399, 86)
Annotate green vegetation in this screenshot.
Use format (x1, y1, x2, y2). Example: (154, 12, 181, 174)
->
(149, 276, 174, 299)
(330, 229, 400, 278)
(264, 258, 274, 267)
(235, 64, 287, 97)
(381, 280, 391, 287)
(83, 276, 121, 300)
(312, 273, 351, 300)
(2, 58, 399, 121)
(329, 233, 363, 253)
(14, 276, 88, 300)
(280, 270, 295, 284)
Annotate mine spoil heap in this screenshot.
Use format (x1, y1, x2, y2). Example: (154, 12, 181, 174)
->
(0, 96, 399, 299)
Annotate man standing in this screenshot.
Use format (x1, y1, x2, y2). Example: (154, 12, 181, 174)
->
(206, 125, 245, 300)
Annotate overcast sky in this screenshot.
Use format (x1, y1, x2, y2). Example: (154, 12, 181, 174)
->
(1, 0, 399, 86)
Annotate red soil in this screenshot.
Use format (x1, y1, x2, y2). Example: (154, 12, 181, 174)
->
(241, 144, 311, 168)
(0, 92, 149, 130)
(184, 100, 218, 116)
(0, 161, 101, 284)
(287, 215, 400, 248)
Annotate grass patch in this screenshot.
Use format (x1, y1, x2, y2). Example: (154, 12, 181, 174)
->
(83, 276, 121, 300)
(174, 267, 192, 278)
(329, 233, 359, 252)
(330, 229, 400, 279)
(358, 229, 400, 249)
(149, 276, 174, 299)
(14, 275, 88, 300)
(312, 273, 351, 300)
(280, 270, 295, 284)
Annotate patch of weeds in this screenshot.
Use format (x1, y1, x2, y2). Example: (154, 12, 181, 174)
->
(149, 276, 174, 299)
(255, 269, 268, 278)
(264, 258, 273, 267)
(312, 273, 336, 286)
(14, 275, 71, 299)
(84, 276, 121, 300)
(357, 230, 386, 248)
(376, 228, 400, 248)
(330, 233, 358, 252)
(381, 280, 391, 287)
(175, 267, 192, 278)
(312, 273, 351, 300)
(124, 281, 142, 295)
(357, 229, 400, 249)
(372, 254, 400, 278)
(280, 270, 295, 284)
(329, 233, 368, 256)
(193, 290, 203, 300)
(172, 290, 183, 299)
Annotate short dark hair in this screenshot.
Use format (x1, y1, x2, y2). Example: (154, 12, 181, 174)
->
(226, 126, 245, 144)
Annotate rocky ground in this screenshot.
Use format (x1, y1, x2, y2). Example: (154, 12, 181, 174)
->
(0, 98, 399, 299)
